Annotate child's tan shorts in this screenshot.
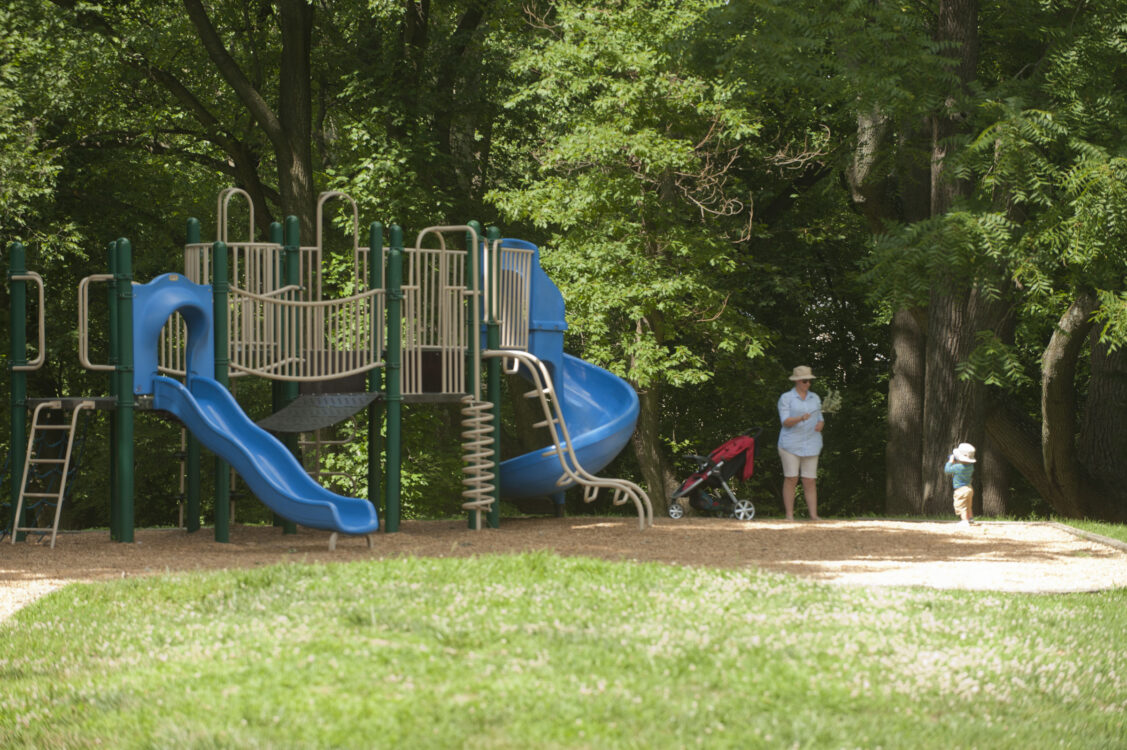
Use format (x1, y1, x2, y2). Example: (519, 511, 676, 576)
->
(953, 486, 973, 518)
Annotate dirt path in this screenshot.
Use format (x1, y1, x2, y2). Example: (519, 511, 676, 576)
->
(4, 517, 1127, 621)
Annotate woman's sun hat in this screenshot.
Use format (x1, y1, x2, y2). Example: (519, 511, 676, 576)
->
(952, 443, 977, 463)
(788, 365, 816, 381)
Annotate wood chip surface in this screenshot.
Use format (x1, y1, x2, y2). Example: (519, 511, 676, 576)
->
(4, 518, 1127, 622)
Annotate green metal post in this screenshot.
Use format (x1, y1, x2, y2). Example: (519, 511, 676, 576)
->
(115, 238, 135, 543)
(385, 225, 404, 533)
(368, 222, 384, 517)
(8, 242, 28, 541)
(107, 241, 119, 538)
(466, 222, 482, 529)
(185, 220, 202, 532)
(212, 240, 230, 543)
(485, 226, 502, 529)
(279, 218, 300, 535)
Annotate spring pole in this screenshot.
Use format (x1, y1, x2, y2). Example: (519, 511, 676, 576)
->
(485, 226, 502, 528)
(465, 221, 482, 529)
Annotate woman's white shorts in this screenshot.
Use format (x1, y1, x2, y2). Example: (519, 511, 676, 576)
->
(778, 447, 819, 479)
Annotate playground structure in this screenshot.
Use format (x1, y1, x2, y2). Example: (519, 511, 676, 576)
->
(6, 189, 652, 547)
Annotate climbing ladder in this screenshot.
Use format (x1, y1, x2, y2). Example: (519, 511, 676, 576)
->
(10, 400, 96, 548)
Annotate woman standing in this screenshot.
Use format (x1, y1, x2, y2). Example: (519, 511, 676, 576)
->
(777, 365, 823, 520)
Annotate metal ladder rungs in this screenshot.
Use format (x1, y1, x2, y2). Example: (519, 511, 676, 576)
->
(11, 400, 95, 549)
(533, 418, 559, 429)
(523, 389, 553, 399)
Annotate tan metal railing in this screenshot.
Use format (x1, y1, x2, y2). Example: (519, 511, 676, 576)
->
(483, 240, 534, 351)
(400, 225, 481, 398)
(11, 272, 46, 372)
(77, 274, 115, 372)
(226, 285, 384, 381)
(482, 348, 654, 530)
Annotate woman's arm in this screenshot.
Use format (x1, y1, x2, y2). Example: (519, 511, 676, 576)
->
(779, 392, 812, 427)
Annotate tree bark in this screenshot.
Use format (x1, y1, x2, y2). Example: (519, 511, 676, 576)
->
(631, 385, 676, 515)
(919, 0, 986, 515)
(984, 405, 1062, 504)
(921, 286, 993, 513)
(277, 0, 317, 241)
(1078, 327, 1127, 521)
(185, 0, 317, 239)
(979, 434, 1008, 516)
(885, 308, 925, 514)
(985, 295, 1100, 518)
(1041, 294, 1096, 517)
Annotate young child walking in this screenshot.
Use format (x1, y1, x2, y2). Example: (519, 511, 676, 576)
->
(944, 443, 976, 526)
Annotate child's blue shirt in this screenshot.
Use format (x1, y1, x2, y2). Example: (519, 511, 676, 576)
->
(944, 457, 974, 489)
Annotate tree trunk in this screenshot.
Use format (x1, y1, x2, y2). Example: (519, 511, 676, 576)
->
(918, 0, 985, 515)
(1078, 328, 1127, 521)
(885, 308, 925, 514)
(921, 286, 993, 513)
(278, 0, 317, 241)
(985, 295, 1100, 518)
(631, 385, 676, 515)
(842, 102, 931, 516)
(979, 434, 1008, 516)
(1041, 294, 1096, 517)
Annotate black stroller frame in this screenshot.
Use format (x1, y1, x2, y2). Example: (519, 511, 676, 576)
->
(668, 428, 760, 521)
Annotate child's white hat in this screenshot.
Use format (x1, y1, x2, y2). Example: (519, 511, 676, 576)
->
(953, 443, 976, 463)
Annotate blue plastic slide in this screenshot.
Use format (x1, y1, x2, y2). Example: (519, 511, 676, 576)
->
(492, 239, 640, 501)
(498, 353, 639, 501)
(152, 375, 379, 535)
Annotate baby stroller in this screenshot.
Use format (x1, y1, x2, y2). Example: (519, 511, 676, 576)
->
(668, 428, 760, 521)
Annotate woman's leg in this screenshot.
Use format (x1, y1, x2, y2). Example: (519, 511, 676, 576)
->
(801, 477, 819, 520)
(779, 448, 800, 520)
(782, 476, 798, 520)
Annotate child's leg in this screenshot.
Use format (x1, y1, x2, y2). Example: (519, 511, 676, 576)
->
(953, 486, 972, 522)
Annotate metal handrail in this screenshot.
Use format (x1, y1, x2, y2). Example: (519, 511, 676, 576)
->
(218, 187, 255, 244)
(76, 274, 115, 372)
(12, 272, 47, 372)
(482, 348, 653, 530)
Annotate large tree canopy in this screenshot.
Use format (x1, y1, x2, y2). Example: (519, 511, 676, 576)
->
(3, 0, 1126, 525)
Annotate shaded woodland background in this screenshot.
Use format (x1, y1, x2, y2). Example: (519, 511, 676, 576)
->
(2, 0, 1126, 527)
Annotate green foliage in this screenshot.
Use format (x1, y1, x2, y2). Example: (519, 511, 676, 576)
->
(489, 0, 770, 389)
(18, 0, 1127, 521)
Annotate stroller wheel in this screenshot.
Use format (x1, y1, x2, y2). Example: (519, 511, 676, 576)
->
(668, 502, 685, 519)
(732, 499, 755, 521)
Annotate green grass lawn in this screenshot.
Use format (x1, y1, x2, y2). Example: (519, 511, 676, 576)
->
(2, 551, 1125, 749)
(1060, 518, 1127, 546)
